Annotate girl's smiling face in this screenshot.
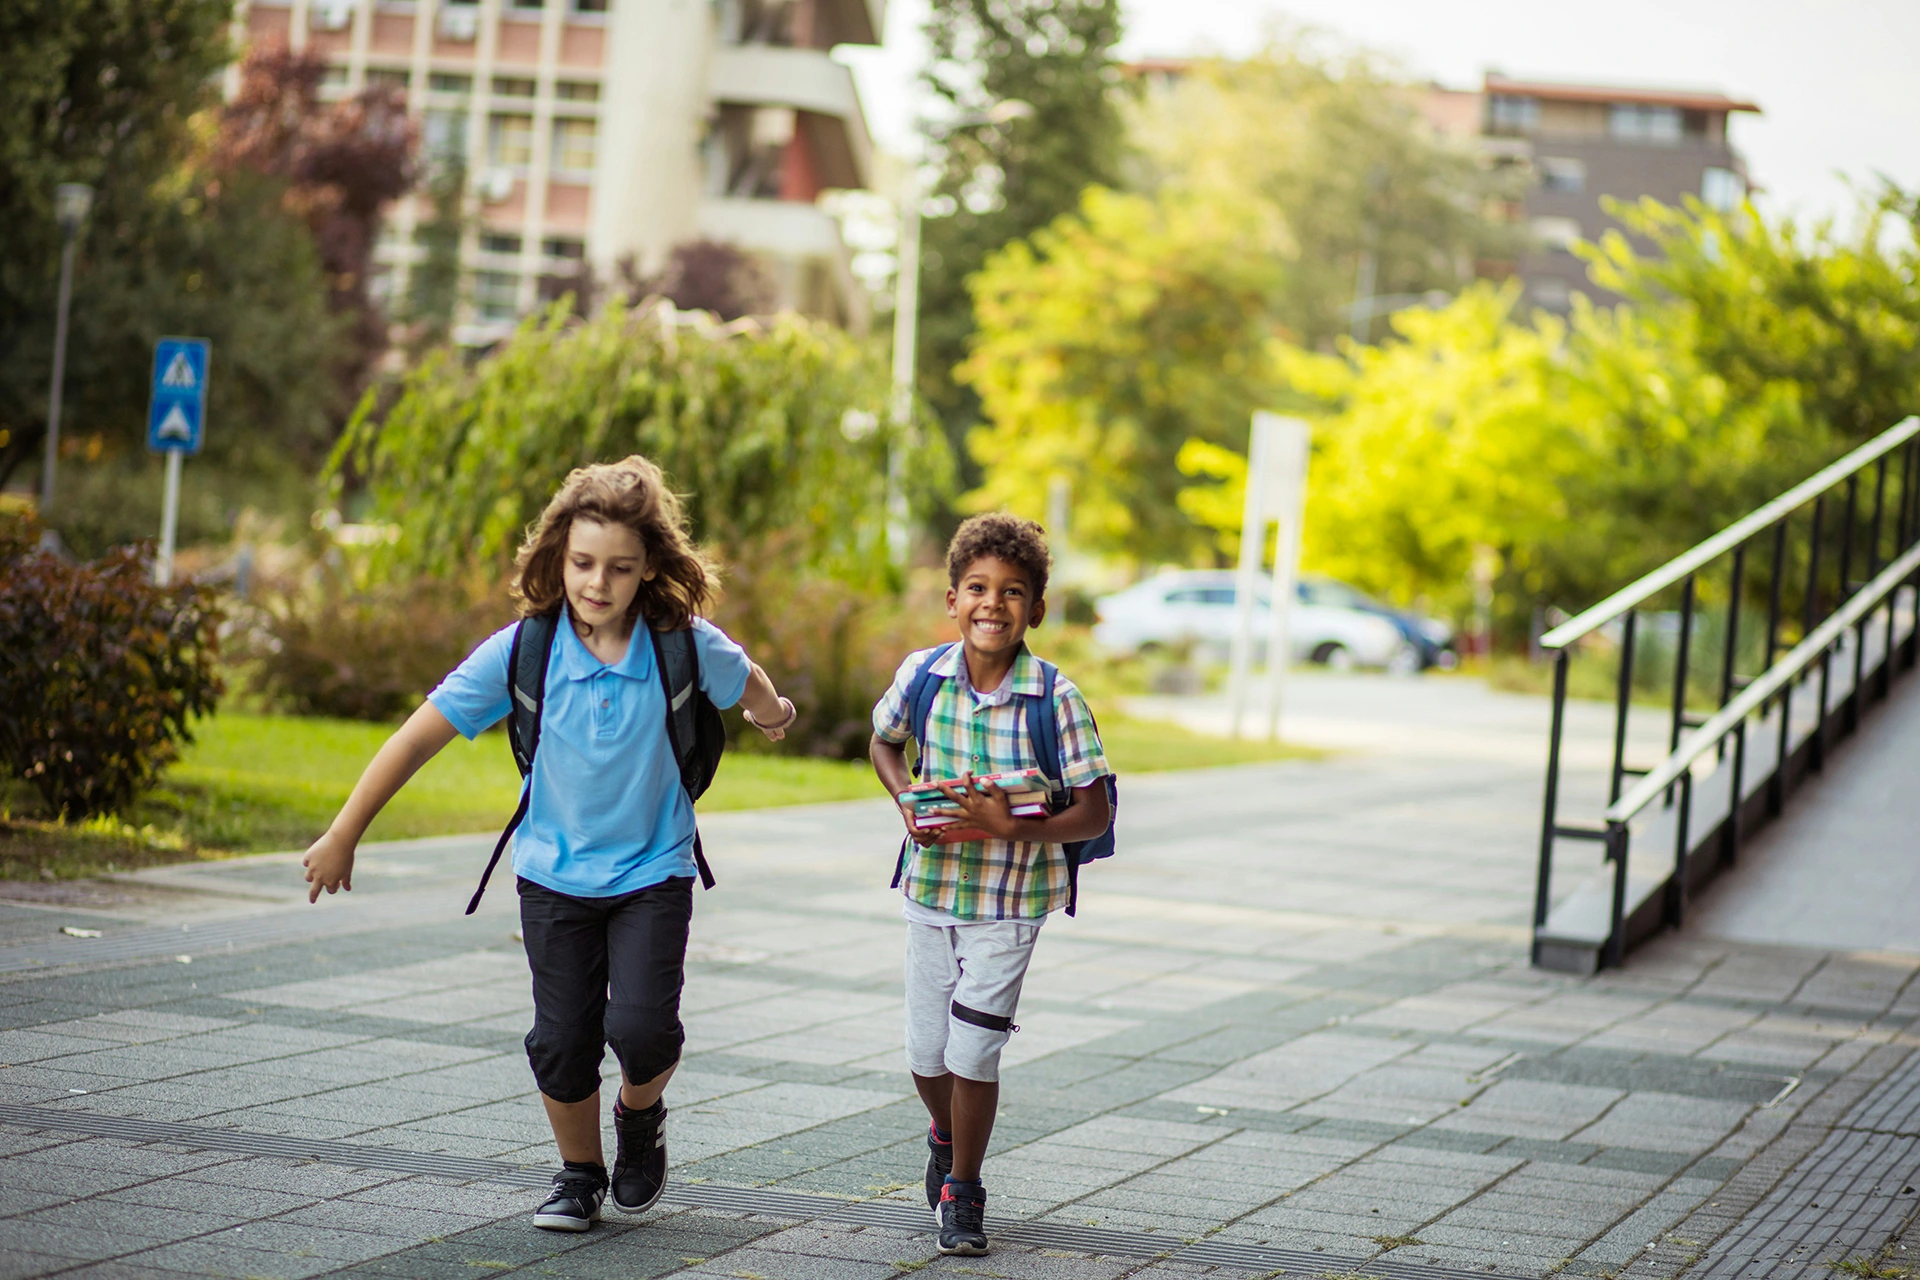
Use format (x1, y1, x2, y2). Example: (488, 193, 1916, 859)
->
(563, 518, 652, 633)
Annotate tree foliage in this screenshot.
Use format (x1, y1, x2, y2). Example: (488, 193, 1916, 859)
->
(334, 300, 950, 586)
(1129, 36, 1516, 351)
(916, 0, 1128, 491)
(961, 187, 1287, 562)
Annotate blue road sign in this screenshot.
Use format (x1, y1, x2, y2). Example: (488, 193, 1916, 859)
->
(147, 337, 210, 455)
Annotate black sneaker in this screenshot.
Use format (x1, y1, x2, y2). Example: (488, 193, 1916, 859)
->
(533, 1161, 606, 1232)
(924, 1123, 954, 1213)
(936, 1178, 988, 1256)
(610, 1098, 668, 1214)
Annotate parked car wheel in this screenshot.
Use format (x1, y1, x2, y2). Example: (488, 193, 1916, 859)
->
(1313, 641, 1355, 670)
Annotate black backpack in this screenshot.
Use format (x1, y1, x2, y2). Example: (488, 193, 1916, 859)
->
(463, 611, 727, 914)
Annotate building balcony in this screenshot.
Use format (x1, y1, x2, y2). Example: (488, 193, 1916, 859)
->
(707, 44, 872, 190)
(697, 196, 844, 258)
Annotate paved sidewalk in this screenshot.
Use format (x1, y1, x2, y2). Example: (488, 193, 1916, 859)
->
(2, 676, 1918, 1279)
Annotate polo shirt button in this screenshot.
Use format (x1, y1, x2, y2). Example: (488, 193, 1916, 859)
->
(601, 699, 610, 708)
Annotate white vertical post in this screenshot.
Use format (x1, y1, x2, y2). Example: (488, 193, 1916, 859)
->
(1262, 416, 1311, 741)
(1227, 419, 1275, 738)
(156, 450, 183, 587)
(886, 187, 923, 567)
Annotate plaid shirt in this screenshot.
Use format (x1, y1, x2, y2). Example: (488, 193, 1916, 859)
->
(873, 644, 1110, 921)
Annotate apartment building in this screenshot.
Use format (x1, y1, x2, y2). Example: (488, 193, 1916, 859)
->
(236, 0, 883, 340)
(1422, 73, 1760, 312)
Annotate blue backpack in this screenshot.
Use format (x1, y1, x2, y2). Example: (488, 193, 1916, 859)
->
(890, 642, 1118, 916)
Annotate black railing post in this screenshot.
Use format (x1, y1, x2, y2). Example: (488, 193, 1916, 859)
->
(1669, 769, 1693, 927)
(1535, 650, 1570, 941)
(1724, 718, 1748, 867)
(1764, 518, 1786, 673)
(1604, 822, 1630, 971)
(1668, 574, 1696, 803)
(1806, 495, 1828, 771)
(1610, 611, 1638, 806)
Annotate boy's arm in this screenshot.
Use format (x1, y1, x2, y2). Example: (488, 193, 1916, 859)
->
(936, 775, 1110, 845)
(303, 701, 461, 903)
(871, 734, 941, 845)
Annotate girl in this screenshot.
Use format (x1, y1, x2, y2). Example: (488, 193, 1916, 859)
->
(301, 455, 796, 1232)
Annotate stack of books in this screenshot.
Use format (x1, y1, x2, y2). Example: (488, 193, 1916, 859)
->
(897, 768, 1053, 843)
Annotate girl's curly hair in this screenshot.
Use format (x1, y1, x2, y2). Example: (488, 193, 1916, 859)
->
(511, 455, 717, 631)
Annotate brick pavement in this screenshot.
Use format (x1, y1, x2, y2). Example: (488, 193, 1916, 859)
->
(2, 679, 1918, 1279)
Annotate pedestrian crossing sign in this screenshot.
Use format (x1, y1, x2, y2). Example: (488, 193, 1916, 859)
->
(147, 336, 209, 455)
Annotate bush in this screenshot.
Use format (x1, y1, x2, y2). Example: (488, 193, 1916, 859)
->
(247, 569, 511, 721)
(0, 519, 224, 818)
(710, 554, 950, 760)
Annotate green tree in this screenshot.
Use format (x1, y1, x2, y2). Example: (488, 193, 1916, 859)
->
(960, 186, 1288, 562)
(0, 0, 235, 486)
(916, 0, 1128, 496)
(406, 150, 468, 348)
(335, 300, 950, 585)
(1131, 37, 1516, 350)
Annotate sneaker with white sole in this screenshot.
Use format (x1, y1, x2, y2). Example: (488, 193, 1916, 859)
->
(924, 1122, 954, 1214)
(610, 1098, 668, 1214)
(533, 1161, 606, 1231)
(936, 1178, 989, 1256)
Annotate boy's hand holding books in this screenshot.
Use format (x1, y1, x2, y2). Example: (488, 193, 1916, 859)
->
(896, 768, 1052, 844)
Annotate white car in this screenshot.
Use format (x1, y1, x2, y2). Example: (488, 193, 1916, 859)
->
(1092, 570, 1416, 672)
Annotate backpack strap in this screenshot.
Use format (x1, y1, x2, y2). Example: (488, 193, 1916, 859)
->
(1021, 658, 1082, 915)
(468, 614, 558, 916)
(891, 643, 958, 890)
(651, 626, 716, 890)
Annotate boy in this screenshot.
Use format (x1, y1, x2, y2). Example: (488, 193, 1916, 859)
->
(869, 513, 1113, 1256)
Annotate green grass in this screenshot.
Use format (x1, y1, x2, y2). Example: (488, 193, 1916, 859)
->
(0, 709, 1312, 877)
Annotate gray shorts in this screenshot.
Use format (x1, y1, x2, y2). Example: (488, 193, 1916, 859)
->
(904, 920, 1040, 1083)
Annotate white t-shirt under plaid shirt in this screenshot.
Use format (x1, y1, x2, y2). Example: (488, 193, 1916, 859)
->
(873, 644, 1111, 921)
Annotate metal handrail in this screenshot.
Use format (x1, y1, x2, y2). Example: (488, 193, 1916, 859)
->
(1542, 416, 1920, 651)
(1605, 540, 1920, 823)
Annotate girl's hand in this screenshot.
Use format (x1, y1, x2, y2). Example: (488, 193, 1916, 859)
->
(744, 696, 797, 743)
(303, 829, 357, 903)
(936, 773, 1020, 840)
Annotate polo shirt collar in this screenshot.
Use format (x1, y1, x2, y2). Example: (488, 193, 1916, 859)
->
(934, 643, 1044, 697)
(555, 604, 655, 682)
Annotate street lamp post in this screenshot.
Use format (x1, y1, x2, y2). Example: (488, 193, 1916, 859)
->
(884, 100, 1035, 565)
(41, 182, 94, 517)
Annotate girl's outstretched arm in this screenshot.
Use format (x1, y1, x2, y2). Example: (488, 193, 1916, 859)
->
(303, 701, 461, 903)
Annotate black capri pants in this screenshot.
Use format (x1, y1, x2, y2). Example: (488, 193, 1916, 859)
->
(517, 875, 693, 1104)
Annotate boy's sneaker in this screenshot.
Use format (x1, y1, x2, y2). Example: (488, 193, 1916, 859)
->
(533, 1161, 606, 1231)
(610, 1098, 669, 1214)
(924, 1123, 954, 1213)
(936, 1178, 989, 1256)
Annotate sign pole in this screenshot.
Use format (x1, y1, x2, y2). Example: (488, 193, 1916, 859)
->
(145, 336, 210, 587)
(1227, 421, 1273, 739)
(1262, 417, 1312, 741)
(156, 450, 183, 586)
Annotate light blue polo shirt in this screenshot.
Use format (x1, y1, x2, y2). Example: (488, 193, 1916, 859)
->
(429, 609, 751, 898)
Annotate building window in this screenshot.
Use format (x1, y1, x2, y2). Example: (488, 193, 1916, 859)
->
(556, 80, 600, 101)
(429, 73, 473, 94)
(1702, 166, 1743, 212)
(552, 118, 597, 173)
(481, 232, 524, 254)
(511, 0, 545, 8)
(424, 109, 468, 159)
(489, 114, 535, 168)
(474, 271, 521, 321)
(319, 65, 351, 89)
(573, 0, 610, 11)
(1537, 157, 1585, 194)
(1609, 103, 1682, 144)
(492, 76, 537, 98)
(1487, 94, 1538, 135)
(709, 105, 794, 198)
(1530, 216, 1583, 251)
(543, 237, 586, 260)
(366, 67, 411, 92)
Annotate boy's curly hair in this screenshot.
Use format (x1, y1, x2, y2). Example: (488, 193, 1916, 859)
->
(511, 455, 717, 631)
(946, 513, 1051, 599)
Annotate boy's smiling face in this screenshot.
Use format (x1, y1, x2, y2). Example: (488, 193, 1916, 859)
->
(947, 555, 1045, 660)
